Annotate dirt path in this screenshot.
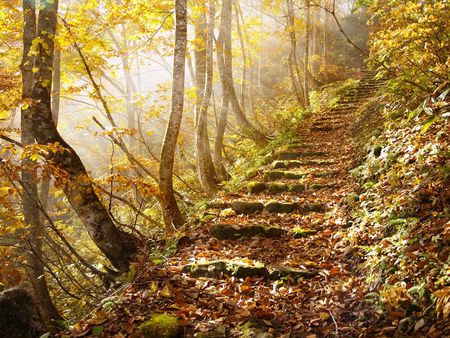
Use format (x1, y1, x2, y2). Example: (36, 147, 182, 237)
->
(94, 73, 385, 337)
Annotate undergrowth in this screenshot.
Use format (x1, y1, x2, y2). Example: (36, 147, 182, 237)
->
(342, 86, 450, 331)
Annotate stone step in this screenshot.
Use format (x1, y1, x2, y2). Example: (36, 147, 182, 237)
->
(210, 224, 284, 240)
(272, 160, 336, 169)
(276, 151, 327, 160)
(292, 227, 318, 238)
(263, 170, 309, 181)
(182, 260, 318, 280)
(248, 182, 306, 194)
(228, 200, 326, 214)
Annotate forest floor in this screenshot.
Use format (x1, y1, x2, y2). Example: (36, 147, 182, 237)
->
(71, 75, 446, 338)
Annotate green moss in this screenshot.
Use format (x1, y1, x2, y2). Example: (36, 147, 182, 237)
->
(292, 227, 318, 238)
(197, 326, 227, 338)
(268, 183, 289, 193)
(265, 201, 298, 213)
(247, 182, 268, 194)
(231, 201, 264, 214)
(137, 314, 182, 338)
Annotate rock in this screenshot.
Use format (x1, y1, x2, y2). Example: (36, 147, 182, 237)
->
(289, 183, 306, 192)
(272, 160, 303, 169)
(268, 183, 289, 193)
(231, 201, 264, 214)
(265, 201, 298, 213)
(310, 183, 330, 190)
(292, 227, 318, 238)
(284, 171, 307, 179)
(184, 261, 228, 279)
(263, 170, 285, 181)
(238, 318, 274, 338)
(183, 260, 268, 279)
(247, 182, 268, 194)
(137, 314, 182, 338)
(218, 208, 237, 218)
(301, 203, 326, 213)
(269, 265, 319, 279)
(210, 224, 284, 240)
(184, 260, 317, 282)
(197, 326, 227, 338)
(0, 288, 43, 338)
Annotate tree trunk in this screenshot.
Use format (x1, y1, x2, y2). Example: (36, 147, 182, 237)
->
(28, 0, 136, 272)
(285, 0, 305, 107)
(158, 0, 187, 232)
(214, 96, 230, 182)
(194, 0, 218, 195)
(20, 0, 62, 329)
(304, 0, 311, 106)
(216, 0, 267, 147)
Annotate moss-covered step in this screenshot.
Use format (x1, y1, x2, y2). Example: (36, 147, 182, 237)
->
(137, 314, 182, 338)
(210, 224, 284, 240)
(183, 260, 267, 279)
(182, 260, 318, 280)
(247, 182, 305, 194)
(265, 201, 298, 213)
(247, 182, 269, 193)
(276, 151, 327, 160)
(292, 227, 318, 238)
(272, 160, 335, 169)
(263, 170, 308, 181)
(230, 201, 264, 214)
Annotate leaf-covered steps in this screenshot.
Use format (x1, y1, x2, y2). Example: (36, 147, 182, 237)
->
(182, 259, 318, 280)
(224, 200, 326, 215)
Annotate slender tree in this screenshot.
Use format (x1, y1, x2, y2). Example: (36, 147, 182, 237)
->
(304, 0, 311, 106)
(194, 0, 218, 195)
(216, 0, 267, 146)
(285, 0, 305, 107)
(27, 0, 136, 272)
(158, 0, 188, 231)
(214, 96, 230, 181)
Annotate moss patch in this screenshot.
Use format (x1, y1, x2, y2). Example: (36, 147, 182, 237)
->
(137, 314, 182, 338)
(265, 201, 298, 213)
(292, 227, 318, 238)
(247, 182, 268, 194)
(268, 183, 289, 193)
(231, 201, 264, 214)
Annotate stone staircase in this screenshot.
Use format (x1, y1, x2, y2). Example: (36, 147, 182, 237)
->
(173, 73, 383, 336)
